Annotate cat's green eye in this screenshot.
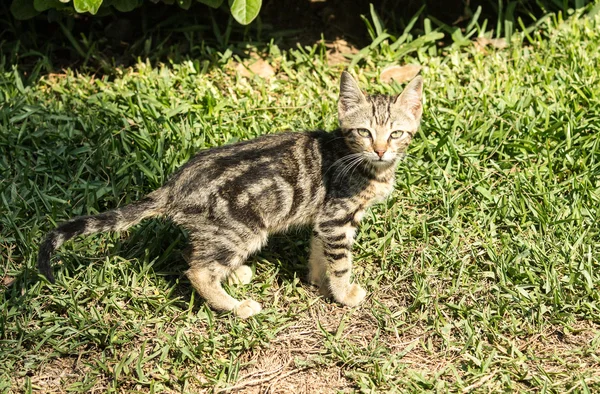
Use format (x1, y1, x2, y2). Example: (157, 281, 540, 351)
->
(390, 130, 406, 139)
(357, 129, 371, 138)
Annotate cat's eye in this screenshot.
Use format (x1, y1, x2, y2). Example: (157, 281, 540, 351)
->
(356, 128, 371, 138)
(390, 130, 406, 139)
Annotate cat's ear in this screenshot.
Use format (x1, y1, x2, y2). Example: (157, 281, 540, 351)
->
(394, 75, 423, 120)
(338, 71, 367, 119)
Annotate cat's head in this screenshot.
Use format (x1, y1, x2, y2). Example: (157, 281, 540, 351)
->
(337, 71, 423, 170)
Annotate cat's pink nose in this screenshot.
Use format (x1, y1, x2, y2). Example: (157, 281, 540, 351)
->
(375, 150, 386, 158)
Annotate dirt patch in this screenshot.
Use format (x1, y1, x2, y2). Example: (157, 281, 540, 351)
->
(218, 355, 351, 393)
(20, 355, 101, 394)
(216, 292, 437, 393)
(216, 301, 359, 393)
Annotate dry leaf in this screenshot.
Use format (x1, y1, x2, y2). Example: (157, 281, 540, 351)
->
(380, 64, 422, 84)
(249, 59, 275, 78)
(234, 62, 252, 78)
(235, 59, 275, 79)
(474, 37, 508, 52)
(325, 38, 359, 66)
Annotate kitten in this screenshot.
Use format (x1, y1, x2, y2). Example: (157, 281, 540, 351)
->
(38, 71, 423, 318)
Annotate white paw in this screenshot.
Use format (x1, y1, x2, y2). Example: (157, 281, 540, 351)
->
(227, 265, 253, 285)
(234, 299, 262, 318)
(335, 283, 366, 307)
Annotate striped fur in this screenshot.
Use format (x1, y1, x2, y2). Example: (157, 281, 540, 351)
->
(38, 72, 423, 318)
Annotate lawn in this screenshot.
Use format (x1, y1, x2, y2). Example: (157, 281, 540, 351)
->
(1, 5, 600, 393)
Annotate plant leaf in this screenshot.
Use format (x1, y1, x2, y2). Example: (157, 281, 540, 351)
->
(228, 0, 261, 25)
(73, 0, 103, 14)
(369, 3, 384, 38)
(380, 65, 422, 84)
(113, 0, 138, 12)
(33, 0, 63, 11)
(10, 0, 40, 20)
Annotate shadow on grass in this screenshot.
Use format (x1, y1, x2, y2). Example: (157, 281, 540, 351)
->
(0, 0, 523, 80)
(119, 221, 314, 304)
(2, 0, 594, 94)
(3, 217, 315, 313)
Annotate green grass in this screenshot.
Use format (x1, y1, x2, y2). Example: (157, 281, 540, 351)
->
(2, 9, 600, 393)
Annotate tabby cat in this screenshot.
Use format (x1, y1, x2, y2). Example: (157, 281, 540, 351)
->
(38, 71, 423, 318)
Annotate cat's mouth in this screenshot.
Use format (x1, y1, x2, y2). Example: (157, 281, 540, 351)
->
(369, 157, 395, 168)
(367, 151, 406, 169)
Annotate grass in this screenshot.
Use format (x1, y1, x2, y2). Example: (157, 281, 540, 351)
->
(2, 6, 600, 393)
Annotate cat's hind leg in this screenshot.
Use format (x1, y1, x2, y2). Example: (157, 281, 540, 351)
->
(187, 263, 261, 318)
(227, 265, 253, 285)
(185, 231, 263, 318)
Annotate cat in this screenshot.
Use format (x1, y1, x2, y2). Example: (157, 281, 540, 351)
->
(38, 71, 423, 318)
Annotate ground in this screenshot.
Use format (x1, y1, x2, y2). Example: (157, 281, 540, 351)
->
(1, 1, 600, 393)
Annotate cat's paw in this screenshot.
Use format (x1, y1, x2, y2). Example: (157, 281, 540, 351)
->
(227, 265, 253, 285)
(234, 299, 262, 318)
(335, 283, 366, 307)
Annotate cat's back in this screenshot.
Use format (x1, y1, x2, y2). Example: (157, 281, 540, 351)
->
(171, 131, 321, 180)
(164, 131, 329, 215)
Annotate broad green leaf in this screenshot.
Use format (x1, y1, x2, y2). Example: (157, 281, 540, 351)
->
(197, 0, 223, 8)
(228, 0, 261, 25)
(113, 0, 138, 12)
(73, 0, 102, 14)
(34, 0, 63, 11)
(10, 0, 39, 20)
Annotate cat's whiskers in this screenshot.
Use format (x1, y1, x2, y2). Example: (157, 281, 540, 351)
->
(325, 153, 364, 177)
(334, 154, 367, 184)
(347, 154, 370, 180)
(332, 157, 363, 184)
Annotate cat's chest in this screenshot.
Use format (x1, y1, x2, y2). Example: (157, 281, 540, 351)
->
(345, 179, 394, 226)
(359, 178, 395, 205)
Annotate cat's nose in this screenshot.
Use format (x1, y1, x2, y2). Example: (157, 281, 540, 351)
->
(375, 149, 386, 158)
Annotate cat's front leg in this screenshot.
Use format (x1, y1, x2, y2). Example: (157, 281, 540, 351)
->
(307, 231, 327, 288)
(312, 219, 366, 307)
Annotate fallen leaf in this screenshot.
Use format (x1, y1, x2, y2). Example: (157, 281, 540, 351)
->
(249, 59, 275, 78)
(326, 39, 359, 66)
(234, 62, 253, 78)
(474, 37, 508, 52)
(380, 64, 422, 84)
(235, 59, 275, 79)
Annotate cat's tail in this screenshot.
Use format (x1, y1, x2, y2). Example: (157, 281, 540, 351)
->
(38, 191, 167, 283)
